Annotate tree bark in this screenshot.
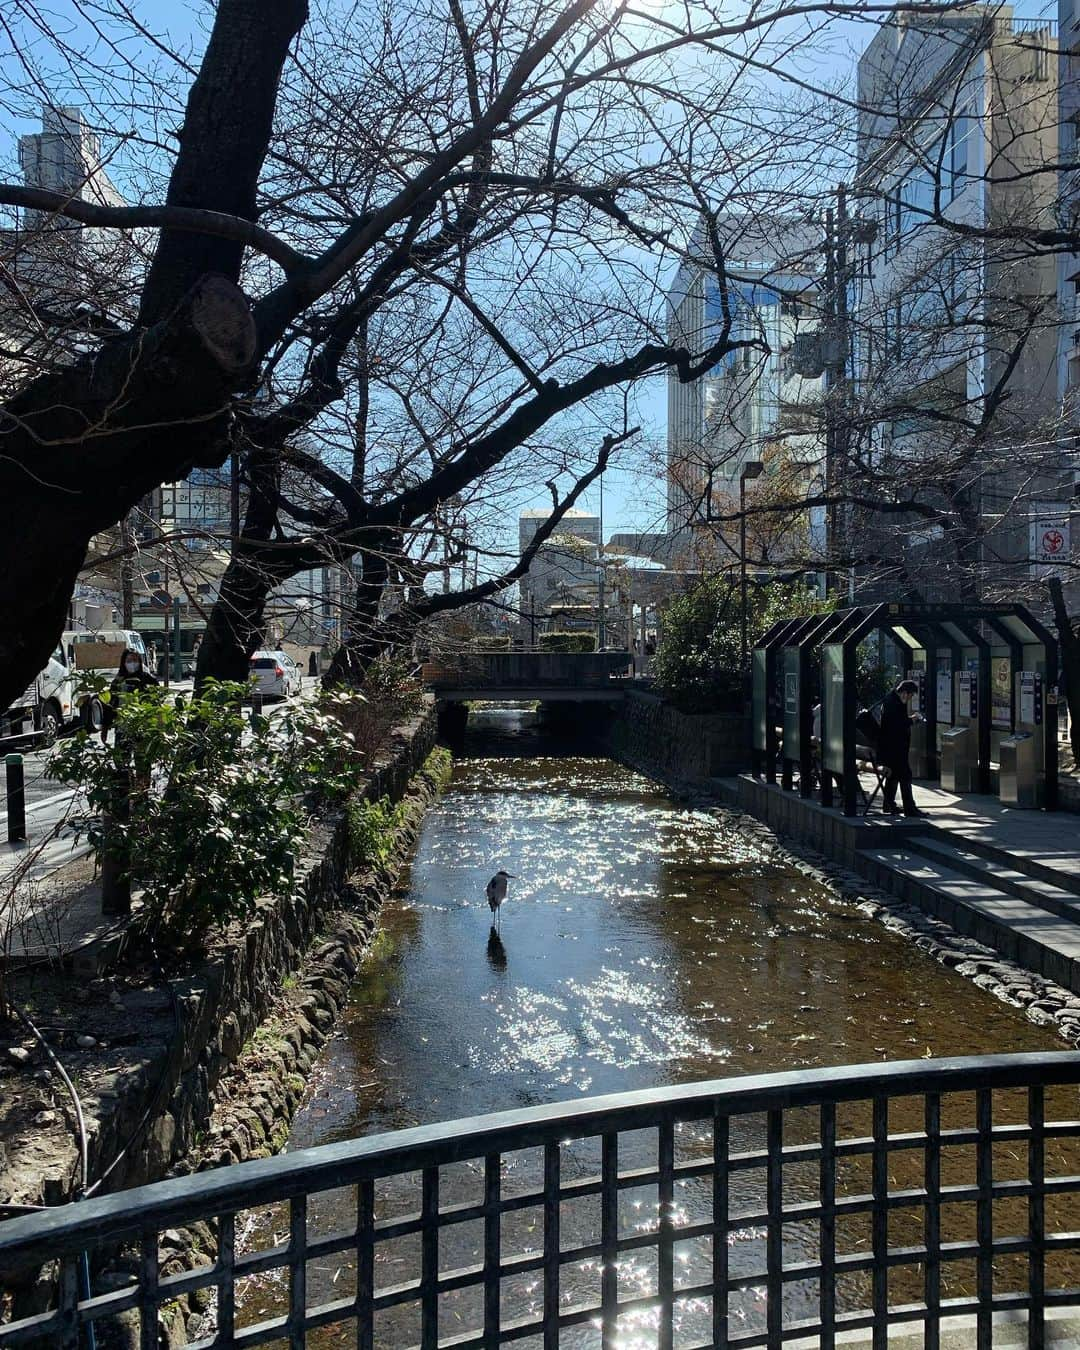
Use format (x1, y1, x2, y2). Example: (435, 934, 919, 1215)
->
(0, 275, 255, 711)
(139, 0, 309, 324)
(1047, 576, 1080, 761)
(195, 448, 281, 688)
(323, 542, 392, 686)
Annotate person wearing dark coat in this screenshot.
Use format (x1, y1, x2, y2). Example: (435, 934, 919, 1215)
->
(877, 679, 924, 816)
(101, 649, 158, 744)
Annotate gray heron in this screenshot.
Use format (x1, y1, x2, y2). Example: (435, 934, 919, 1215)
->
(485, 869, 516, 928)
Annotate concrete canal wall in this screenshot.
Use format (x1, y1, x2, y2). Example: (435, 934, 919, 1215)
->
(600, 688, 750, 786)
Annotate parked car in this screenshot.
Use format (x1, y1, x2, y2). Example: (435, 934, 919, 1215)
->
(249, 650, 303, 700)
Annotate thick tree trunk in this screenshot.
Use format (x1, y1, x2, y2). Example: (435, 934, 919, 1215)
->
(0, 276, 254, 711)
(1048, 576, 1080, 762)
(196, 549, 279, 686)
(196, 448, 281, 688)
(0, 0, 307, 711)
(139, 0, 309, 324)
(323, 538, 393, 685)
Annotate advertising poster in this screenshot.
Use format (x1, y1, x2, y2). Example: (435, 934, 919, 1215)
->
(936, 672, 953, 725)
(991, 657, 1012, 729)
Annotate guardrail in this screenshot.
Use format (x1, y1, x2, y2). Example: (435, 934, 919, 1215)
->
(424, 650, 633, 689)
(2, 1053, 1080, 1348)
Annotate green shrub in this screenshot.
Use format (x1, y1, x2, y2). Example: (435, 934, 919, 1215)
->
(346, 797, 407, 870)
(653, 578, 830, 712)
(48, 681, 369, 946)
(538, 632, 596, 653)
(472, 635, 511, 651)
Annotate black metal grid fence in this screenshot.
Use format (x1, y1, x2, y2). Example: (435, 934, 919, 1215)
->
(3, 1053, 1080, 1348)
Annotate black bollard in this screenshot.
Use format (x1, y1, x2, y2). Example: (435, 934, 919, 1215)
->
(6, 754, 26, 844)
(250, 690, 264, 724)
(101, 767, 131, 916)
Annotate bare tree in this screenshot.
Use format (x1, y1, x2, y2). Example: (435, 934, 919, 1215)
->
(2, 0, 975, 708)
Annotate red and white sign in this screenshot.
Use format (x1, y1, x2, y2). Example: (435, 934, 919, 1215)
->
(1029, 509, 1071, 571)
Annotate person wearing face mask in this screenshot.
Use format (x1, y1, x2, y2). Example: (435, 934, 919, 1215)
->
(101, 648, 158, 744)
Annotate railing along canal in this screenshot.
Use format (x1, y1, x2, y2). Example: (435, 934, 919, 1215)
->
(3, 1053, 1080, 1347)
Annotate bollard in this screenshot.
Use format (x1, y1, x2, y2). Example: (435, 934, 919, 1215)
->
(100, 767, 131, 916)
(6, 754, 26, 844)
(250, 690, 264, 724)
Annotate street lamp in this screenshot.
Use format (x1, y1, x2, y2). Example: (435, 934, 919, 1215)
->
(740, 459, 765, 671)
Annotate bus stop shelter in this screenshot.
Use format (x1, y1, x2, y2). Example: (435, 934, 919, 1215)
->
(752, 601, 1060, 817)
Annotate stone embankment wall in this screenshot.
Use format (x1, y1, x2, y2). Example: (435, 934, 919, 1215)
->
(3, 703, 440, 1319)
(94, 707, 437, 1197)
(602, 688, 749, 786)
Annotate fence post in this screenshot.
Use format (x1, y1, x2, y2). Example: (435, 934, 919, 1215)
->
(101, 767, 131, 916)
(6, 754, 26, 844)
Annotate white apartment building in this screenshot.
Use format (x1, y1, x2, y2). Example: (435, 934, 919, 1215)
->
(518, 509, 600, 624)
(854, 8, 1071, 599)
(17, 106, 126, 225)
(666, 215, 824, 536)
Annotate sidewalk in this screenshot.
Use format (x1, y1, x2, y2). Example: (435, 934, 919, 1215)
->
(893, 778, 1080, 893)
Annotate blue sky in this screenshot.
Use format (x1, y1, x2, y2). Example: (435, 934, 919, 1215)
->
(0, 0, 1059, 551)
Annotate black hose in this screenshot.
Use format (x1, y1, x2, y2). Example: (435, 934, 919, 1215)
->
(10, 1004, 88, 1194)
(9, 1004, 97, 1350)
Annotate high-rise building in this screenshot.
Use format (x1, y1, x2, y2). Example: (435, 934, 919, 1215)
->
(853, 8, 1070, 599)
(666, 216, 824, 536)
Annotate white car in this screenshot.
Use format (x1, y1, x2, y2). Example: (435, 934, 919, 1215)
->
(249, 650, 303, 701)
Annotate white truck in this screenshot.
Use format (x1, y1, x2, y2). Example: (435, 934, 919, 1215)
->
(0, 644, 78, 746)
(0, 629, 148, 747)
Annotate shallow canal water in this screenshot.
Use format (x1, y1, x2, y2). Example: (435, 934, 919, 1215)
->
(238, 710, 1073, 1345)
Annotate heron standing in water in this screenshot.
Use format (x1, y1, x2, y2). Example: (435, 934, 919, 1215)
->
(486, 869, 516, 929)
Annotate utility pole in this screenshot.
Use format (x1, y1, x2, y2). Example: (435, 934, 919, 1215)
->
(597, 470, 606, 649)
(120, 512, 134, 627)
(822, 183, 856, 602)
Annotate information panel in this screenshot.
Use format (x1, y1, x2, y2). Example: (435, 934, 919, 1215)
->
(956, 671, 977, 722)
(1018, 671, 1042, 727)
(936, 672, 953, 725)
(782, 648, 800, 761)
(823, 644, 845, 775)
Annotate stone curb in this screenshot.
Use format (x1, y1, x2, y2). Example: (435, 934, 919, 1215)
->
(721, 804, 1080, 1048)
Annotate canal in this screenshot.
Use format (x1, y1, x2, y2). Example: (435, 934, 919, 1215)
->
(238, 709, 1071, 1344)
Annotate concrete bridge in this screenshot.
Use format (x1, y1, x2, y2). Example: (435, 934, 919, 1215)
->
(422, 649, 633, 702)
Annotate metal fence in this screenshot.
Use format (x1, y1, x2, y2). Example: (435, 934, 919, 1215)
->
(3, 1053, 1080, 1348)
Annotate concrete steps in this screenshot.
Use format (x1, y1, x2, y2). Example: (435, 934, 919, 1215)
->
(912, 824, 1080, 899)
(859, 842, 1080, 994)
(906, 833, 1080, 921)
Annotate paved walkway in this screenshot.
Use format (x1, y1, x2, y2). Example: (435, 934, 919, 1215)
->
(895, 778, 1080, 892)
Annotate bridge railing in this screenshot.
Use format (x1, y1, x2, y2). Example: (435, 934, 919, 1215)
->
(3, 1053, 1080, 1348)
(423, 649, 632, 689)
